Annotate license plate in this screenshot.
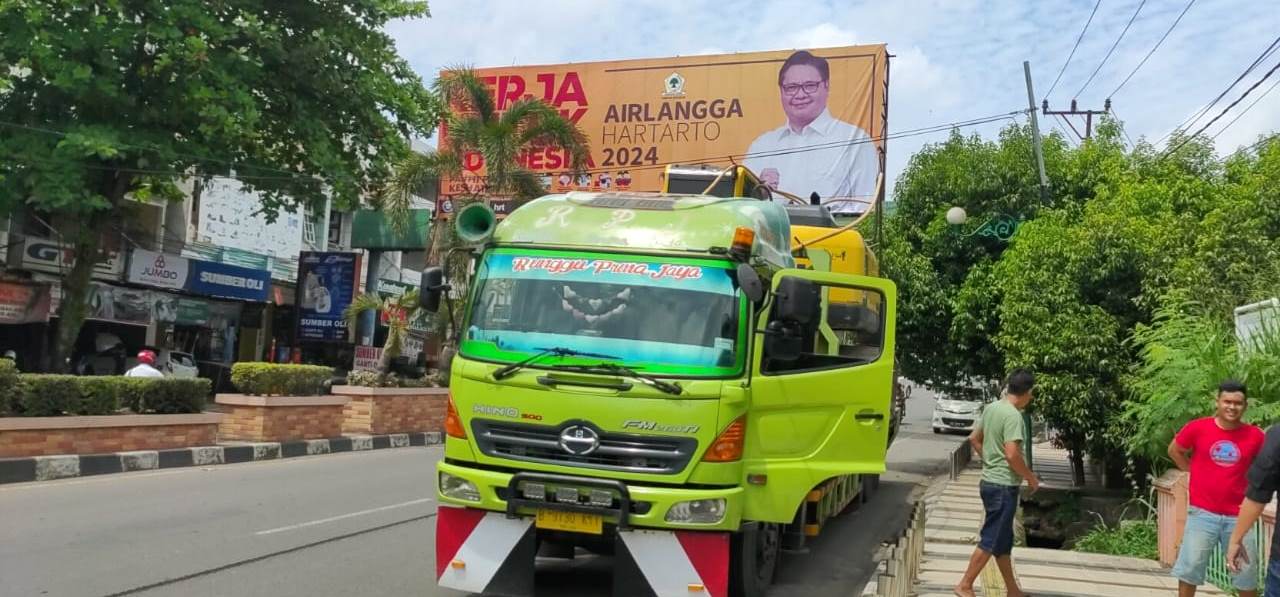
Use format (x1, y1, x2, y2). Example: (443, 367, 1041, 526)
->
(536, 509, 604, 534)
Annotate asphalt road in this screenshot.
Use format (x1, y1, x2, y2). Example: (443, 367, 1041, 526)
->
(0, 386, 960, 597)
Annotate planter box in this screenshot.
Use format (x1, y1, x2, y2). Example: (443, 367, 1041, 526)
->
(215, 394, 349, 442)
(332, 386, 448, 435)
(0, 413, 224, 458)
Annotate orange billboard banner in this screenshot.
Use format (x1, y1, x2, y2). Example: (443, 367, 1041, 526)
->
(440, 45, 888, 215)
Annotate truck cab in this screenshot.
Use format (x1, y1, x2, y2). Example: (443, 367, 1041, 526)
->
(425, 191, 896, 597)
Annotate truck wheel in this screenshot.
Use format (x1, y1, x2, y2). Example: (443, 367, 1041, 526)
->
(730, 522, 780, 597)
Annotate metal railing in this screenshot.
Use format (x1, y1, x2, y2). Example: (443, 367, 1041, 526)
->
(1207, 521, 1267, 592)
(869, 501, 926, 597)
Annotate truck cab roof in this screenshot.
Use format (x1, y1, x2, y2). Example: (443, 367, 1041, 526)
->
(494, 192, 795, 269)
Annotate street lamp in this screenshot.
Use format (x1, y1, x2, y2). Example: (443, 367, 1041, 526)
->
(945, 207, 1020, 242)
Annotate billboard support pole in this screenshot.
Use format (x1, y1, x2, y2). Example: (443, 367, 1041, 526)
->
(1022, 61, 1049, 201)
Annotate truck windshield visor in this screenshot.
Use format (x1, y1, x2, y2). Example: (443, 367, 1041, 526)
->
(461, 249, 745, 377)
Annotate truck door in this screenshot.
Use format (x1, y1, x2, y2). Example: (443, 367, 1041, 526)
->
(742, 269, 896, 521)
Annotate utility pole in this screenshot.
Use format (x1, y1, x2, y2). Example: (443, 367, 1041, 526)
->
(1022, 61, 1049, 199)
(1042, 98, 1110, 141)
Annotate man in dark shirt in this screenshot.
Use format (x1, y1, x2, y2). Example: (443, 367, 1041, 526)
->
(1229, 422, 1280, 595)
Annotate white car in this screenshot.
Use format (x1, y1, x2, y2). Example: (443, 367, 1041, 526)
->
(932, 396, 986, 434)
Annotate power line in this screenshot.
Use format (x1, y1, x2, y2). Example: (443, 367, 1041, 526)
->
(1044, 0, 1104, 100)
(1210, 76, 1280, 140)
(1163, 58, 1280, 157)
(1107, 105, 1136, 148)
(1108, 0, 1197, 98)
(1157, 36, 1280, 145)
(0, 121, 333, 183)
(1075, 0, 1148, 99)
(562, 112, 1025, 176)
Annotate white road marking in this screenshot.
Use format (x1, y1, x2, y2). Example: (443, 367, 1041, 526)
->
(254, 497, 435, 536)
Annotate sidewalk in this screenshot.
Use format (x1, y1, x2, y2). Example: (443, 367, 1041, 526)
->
(912, 467, 1226, 596)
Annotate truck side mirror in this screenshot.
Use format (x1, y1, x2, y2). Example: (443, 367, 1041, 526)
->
(736, 263, 764, 303)
(763, 320, 802, 362)
(419, 266, 449, 313)
(774, 277, 820, 324)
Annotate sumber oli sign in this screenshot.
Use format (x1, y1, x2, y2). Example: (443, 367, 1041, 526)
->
(188, 260, 271, 302)
(127, 249, 190, 290)
(22, 238, 123, 278)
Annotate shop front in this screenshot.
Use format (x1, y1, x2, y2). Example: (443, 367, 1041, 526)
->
(125, 248, 270, 388)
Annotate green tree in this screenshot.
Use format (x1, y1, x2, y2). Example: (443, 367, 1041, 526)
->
(343, 288, 422, 375)
(884, 123, 1078, 395)
(0, 0, 439, 371)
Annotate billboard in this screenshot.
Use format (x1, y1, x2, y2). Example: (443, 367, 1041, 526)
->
(440, 45, 888, 214)
(296, 252, 361, 342)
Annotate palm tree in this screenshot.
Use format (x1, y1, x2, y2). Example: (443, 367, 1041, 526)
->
(375, 67, 590, 359)
(343, 288, 422, 375)
(378, 66, 590, 225)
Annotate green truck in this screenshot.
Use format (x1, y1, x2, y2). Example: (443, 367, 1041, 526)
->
(424, 189, 897, 597)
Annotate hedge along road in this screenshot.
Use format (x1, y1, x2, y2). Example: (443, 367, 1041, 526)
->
(0, 390, 958, 596)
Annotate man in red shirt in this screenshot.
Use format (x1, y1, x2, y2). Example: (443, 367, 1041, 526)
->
(1169, 380, 1264, 597)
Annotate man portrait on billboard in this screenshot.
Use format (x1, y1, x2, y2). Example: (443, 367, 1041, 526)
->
(745, 50, 880, 214)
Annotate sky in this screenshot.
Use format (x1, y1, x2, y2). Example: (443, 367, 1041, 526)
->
(387, 0, 1280, 198)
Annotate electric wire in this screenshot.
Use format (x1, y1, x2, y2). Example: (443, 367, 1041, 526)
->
(1045, 0, 1104, 100)
(1210, 76, 1280, 140)
(3, 110, 1027, 181)
(1075, 0, 1148, 99)
(1108, 0, 1197, 98)
(1156, 36, 1280, 145)
(1163, 58, 1280, 157)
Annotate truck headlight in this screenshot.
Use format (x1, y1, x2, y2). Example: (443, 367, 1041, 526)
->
(665, 499, 726, 524)
(439, 472, 481, 502)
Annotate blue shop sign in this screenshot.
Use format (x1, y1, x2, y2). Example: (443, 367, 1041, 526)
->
(188, 260, 271, 302)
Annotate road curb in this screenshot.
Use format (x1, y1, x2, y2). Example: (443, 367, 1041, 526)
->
(0, 431, 442, 485)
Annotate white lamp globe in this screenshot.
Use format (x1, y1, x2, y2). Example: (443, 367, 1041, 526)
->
(945, 206, 968, 226)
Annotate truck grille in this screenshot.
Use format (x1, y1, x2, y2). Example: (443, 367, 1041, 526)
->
(472, 420, 697, 475)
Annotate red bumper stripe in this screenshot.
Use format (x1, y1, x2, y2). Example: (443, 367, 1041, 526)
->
(435, 506, 486, 579)
(676, 531, 730, 597)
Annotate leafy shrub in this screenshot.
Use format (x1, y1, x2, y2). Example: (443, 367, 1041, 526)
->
(0, 359, 22, 415)
(231, 363, 333, 396)
(1125, 302, 1280, 462)
(1073, 519, 1158, 560)
(345, 370, 439, 388)
(8, 375, 209, 416)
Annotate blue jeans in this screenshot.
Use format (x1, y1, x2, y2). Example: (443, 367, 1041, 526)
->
(1267, 556, 1280, 597)
(978, 481, 1019, 556)
(1173, 506, 1259, 590)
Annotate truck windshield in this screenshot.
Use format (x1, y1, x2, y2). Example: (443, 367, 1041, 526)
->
(461, 249, 745, 377)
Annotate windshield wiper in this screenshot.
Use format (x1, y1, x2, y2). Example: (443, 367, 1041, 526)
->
(553, 362, 683, 395)
(492, 346, 620, 380)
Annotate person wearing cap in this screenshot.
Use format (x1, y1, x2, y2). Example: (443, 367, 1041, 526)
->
(125, 350, 164, 378)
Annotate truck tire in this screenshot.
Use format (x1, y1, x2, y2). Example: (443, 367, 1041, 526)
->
(730, 522, 780, 597)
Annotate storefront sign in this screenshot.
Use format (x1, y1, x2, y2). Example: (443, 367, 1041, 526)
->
(296, 251, 361, 342)
(0, 281, 52, 324)
(22, 238, 123, 279)
(188, 260, 271, 302)
(128, 249, 191, 290)
(153, 294, 212, 326)
(354, 345, 382, 372)
(376, 278, 429, 333)
(85, 283, 152, 325)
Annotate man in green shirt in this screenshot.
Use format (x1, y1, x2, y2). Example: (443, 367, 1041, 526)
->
(953, 369, 1040, 597)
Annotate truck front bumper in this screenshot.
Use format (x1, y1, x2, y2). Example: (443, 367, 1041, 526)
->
(435, 460, 744, 531)
(435, 461, 740, 596)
